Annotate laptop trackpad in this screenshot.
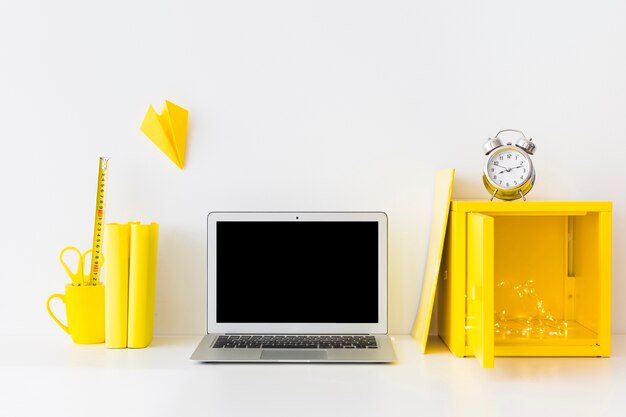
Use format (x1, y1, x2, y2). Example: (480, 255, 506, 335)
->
(261, 350, 327, 361)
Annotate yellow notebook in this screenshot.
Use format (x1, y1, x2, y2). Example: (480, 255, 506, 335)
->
(104, 223, 131, 348)
(127, 223, 159, 348)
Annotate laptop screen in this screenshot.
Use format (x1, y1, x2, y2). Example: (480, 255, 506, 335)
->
(215, 221, 379, 323)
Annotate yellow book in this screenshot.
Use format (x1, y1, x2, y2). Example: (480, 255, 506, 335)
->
(127, 223, 159, 348)
(104, 223, 130, 348)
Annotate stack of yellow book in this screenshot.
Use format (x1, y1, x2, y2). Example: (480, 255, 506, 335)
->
(104, 222, 159, 348)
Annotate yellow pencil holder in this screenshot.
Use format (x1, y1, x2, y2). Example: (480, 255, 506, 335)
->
(46, 284, 105, 344)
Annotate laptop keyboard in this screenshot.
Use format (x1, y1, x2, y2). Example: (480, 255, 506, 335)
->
(213, 335, 378, 349)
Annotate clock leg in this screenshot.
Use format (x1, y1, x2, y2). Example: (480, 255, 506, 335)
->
(518, 190, 526, 201)
(490, 189, 497, 201)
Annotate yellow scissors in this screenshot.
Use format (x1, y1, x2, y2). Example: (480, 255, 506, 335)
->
(59, 246, 103, 286)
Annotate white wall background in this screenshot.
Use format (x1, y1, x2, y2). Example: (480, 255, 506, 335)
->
(1, 0, 625, 336)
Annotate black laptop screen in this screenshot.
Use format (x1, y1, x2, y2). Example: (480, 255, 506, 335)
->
(215, 221, 379, 323)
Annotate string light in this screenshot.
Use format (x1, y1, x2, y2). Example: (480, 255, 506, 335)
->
(494, 280, 568, 338)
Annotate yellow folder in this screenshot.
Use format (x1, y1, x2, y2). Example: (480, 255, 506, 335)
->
(104, 223, 131, 348)
(127, 223, 159, 348)
(412, 169, 455, 352)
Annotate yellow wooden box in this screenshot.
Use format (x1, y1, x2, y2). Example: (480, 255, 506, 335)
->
(437, 200, 612, 367)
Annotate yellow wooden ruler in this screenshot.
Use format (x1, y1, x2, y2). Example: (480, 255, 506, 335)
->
(88, 157, 110, 286)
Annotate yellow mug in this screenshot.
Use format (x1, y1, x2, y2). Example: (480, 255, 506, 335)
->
(46, 284, 105, 344)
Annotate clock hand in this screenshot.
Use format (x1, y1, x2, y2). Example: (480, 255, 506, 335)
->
(497, 164, 525, 174)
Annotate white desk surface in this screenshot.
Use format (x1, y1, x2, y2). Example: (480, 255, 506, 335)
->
(1, 334, 625, 417)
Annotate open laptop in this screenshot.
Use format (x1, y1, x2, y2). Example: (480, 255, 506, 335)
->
(190, 212, 396, 362)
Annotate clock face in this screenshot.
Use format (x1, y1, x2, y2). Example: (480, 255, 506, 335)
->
(485, 147, 532, 190)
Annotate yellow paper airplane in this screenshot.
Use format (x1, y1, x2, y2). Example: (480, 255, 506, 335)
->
(140, 100, 188, 169)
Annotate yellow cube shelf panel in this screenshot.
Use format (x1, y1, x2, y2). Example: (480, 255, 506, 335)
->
(437, 201, 611, 368)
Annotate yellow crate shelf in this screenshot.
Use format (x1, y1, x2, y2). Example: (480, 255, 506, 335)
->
(437, 200, 612, 367)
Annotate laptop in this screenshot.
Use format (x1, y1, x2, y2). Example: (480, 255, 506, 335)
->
(190, 211, 396, 362)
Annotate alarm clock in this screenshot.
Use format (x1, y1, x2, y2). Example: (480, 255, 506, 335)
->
(482, 129, 536, 201)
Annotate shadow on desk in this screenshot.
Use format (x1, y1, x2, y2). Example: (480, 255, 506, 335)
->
(424, 335, 450, 355)
(149, 336, 203, 348)
(421, 335, 621, 382)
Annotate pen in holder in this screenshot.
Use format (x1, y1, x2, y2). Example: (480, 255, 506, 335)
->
(45, 157, 109, 344)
